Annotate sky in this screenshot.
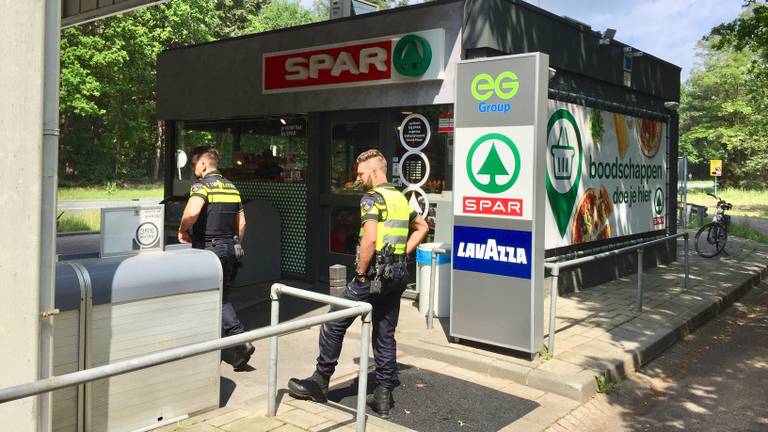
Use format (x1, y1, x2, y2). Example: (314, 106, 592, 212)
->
(299, 0, 747, 82)
(532, 0, 745, 80)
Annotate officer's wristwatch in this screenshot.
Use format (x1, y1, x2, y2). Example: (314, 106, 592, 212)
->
(356, 272, 367, 282)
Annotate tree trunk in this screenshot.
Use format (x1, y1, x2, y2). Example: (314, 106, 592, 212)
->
(153, 121, 163, 182)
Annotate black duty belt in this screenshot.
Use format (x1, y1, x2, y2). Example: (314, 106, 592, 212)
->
(204, 237, 235, 248)
(379, 254, 407, 264)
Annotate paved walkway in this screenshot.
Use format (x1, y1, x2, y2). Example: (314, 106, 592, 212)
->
(546, 280, 768, 432)
(157, 231, 768, 432)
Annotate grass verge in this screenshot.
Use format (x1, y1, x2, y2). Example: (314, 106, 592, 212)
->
(729, 223, 768, 244)
(686, 188, 768, 219)
(58, 183, 163, 201)
(58, 209, 100, 233)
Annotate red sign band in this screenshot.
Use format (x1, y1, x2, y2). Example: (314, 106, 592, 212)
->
(463, 196, 523, 217)
(264, 40, 392, 92)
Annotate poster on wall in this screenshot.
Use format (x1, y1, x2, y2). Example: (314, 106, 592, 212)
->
(544, 100, 667, 249)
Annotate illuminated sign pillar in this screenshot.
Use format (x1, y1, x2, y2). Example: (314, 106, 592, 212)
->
(451, 53, 548, 353)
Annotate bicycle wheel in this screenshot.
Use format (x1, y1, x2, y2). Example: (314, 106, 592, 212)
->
(695, 222, 727, 258)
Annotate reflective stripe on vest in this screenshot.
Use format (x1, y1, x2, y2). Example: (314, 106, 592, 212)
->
(372, 186, 411, 254)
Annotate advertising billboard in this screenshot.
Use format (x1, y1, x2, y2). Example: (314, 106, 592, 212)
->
(545, 100, 667, 249)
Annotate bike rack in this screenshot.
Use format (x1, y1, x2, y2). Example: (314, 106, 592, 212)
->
(544, 232, 690, 355)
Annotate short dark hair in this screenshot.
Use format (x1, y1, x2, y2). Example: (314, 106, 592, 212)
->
(192, 146, 220, 167)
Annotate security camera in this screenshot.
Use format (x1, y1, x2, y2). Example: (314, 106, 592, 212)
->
(548, 67, 557, 80)
(599, 28, 616, 45)
(664, 101, 680, 112)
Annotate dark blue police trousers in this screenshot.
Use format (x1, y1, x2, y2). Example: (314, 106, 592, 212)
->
(316, 274, 407, 389)
(207, 243, 247, 337)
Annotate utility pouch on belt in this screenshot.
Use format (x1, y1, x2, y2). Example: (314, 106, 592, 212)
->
(370, 278, 382, 295)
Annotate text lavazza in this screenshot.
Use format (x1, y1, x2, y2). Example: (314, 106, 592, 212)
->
(456, 239, 528, 264)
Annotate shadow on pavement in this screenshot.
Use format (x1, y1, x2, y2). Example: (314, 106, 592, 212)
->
(328, 364, 539, 432)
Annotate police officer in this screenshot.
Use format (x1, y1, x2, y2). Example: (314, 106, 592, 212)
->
(287, 149, 428, 417)
(178, 146, 254, 370)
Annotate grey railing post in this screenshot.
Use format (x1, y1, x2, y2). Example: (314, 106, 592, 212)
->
(268, 284, 281, 417)
(356, 308, 373, 432)
(547, 265, 560, 356)
(427, 247, 447, 330)
(683, 233, 690, 289)
(637, 248, 644, 312)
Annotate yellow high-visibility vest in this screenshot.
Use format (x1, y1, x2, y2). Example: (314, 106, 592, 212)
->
(359, 185, 411, 255)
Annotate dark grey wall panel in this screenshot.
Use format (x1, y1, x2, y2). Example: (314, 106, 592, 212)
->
(463, 0, 680, 101)
(157, 1, 464, 121)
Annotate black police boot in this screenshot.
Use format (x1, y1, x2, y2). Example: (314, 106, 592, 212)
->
(232, 342, 254, 371)
(287, 371, 330, 403)
(366, 385, 393, 418)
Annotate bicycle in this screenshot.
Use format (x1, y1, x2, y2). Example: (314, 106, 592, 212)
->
(694, 193, 732, 258)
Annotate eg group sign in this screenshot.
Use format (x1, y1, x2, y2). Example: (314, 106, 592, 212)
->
(453, 67, 535, 220)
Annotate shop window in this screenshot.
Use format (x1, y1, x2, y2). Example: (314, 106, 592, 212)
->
(330, 207, 359, 255)
(393, 106, 453, 194)
(174, 117, 308, 184)
(330, 122, 379, 193)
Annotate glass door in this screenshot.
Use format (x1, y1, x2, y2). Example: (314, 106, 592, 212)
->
(318, 109, 395, 275)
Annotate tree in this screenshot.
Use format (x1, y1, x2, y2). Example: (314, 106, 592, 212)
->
(708, 1, 768, 62)
(682, 1, 768, 187)
(679, 38, 768, 187)
(214, 0, 269, 38)
(248, 0, 318, 33)
(59, 0, 220, 184)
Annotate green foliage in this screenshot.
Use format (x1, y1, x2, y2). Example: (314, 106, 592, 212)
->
(730, 222, 768, 244)
(214, 0, 269, 37)
(537, 346, 553, 361)
(687, 187, 768, 219)
(595, 375, 618, 394)
(59, 0, 318, 186)
(104, 181, 118, 196)
(248, 0, 319, 33)
(57, 210, 101, 233)
(58, 184, 163, 200)
(680, 30, 768, 187)
(708, 2, 768, 62)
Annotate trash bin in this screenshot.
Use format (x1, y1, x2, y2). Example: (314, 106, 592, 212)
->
(416, 242, 451, 317)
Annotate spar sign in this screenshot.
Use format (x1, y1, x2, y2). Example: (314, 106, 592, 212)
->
(263, 29, 444, 93)
(451, 53, 548, 354)
(453, 126, 535, 219)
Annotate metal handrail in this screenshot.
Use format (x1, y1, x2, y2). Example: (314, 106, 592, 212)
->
(268, 284, 373, 432)
(0, 284, 373, 432)
(544, 232, 690, 355)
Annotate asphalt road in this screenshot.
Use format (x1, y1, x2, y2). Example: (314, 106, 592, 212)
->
(548, 281, 768, 432)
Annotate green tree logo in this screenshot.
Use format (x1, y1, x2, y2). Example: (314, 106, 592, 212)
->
(393, 34, 432, 77)
(654, 188, 665, 215)
(467, 133, 520, 194)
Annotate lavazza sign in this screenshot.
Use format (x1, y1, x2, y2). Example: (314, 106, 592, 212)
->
(262, 29, 444, 93)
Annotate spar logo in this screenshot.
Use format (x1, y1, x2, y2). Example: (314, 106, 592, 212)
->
(263, 32, 437, 93)
(653, 187, 665, 226)
(471, 71, 519, 114)
(463, 133, 523, 217)
(453, 225, 532, 279)
(393, 34, 431, 77)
